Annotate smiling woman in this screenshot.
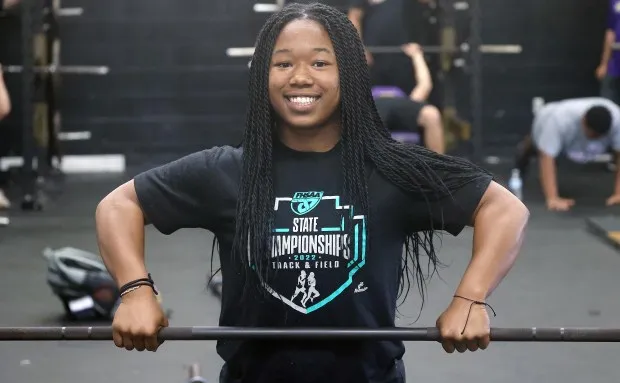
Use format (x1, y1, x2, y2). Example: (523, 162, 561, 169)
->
(94, 3, 529, 383)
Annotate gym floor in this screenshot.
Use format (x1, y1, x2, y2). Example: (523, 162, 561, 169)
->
(1, 160, 619, 383)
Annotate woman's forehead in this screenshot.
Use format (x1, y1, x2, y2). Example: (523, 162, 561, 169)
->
(274, 19, 333, 49)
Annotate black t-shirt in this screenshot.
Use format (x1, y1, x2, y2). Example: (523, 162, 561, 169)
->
(133, 141, 492, 383)
(348, 0, 426, 46)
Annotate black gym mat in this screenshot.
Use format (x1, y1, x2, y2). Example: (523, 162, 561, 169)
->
(586, 215, 620, 250)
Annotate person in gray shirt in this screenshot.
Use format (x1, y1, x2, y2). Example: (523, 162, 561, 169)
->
(514, 97, 620, 211)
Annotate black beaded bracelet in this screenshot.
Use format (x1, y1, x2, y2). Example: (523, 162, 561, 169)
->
(119, 273, 158, 297)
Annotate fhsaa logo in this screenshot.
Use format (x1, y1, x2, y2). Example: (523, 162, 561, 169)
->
(291, 191, 324, 216)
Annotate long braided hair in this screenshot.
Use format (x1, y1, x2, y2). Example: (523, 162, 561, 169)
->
(230, 2, 491, 312)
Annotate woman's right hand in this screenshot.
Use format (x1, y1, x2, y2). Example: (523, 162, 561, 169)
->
(112, 286, 169, 352)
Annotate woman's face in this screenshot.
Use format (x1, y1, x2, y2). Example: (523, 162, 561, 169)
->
(268, 19, 341, 132)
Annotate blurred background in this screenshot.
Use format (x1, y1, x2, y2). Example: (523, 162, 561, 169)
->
(1, 1, 620, 383)
(0, 0, 609, 169)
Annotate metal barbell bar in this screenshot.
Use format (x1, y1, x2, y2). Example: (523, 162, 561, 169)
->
(2, 65, 109, 75)
(1, 326, 620, 342)
(0, 6, 84, 18)
(252, 1, 469, 13)
(52, 7, 84, 17)
(226, 43, 522, 58)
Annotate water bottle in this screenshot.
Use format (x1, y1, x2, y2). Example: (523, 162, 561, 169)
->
(508, 169, 523, 200)
(187, 363, 207, 383)
(532, 97, 545, 116)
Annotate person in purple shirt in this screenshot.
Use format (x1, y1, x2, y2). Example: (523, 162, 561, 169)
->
(597, 0, 620, 105)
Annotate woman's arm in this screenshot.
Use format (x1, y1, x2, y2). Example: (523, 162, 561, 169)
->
(97, 179, 165, 354)
(454, 181, 529, 301)
(402, 44, 433, 102)
(0, 67, 12, 119)
(96, 147, 235, 286)
(97, 148, 237, 352)
(98, 148, 238, 353)
(96, 180, 149, 286)
(434, 180, 528, 353)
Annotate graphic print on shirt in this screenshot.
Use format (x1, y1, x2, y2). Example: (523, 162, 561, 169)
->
(261, 191, 367, 314)
(566, 140, 608, 163)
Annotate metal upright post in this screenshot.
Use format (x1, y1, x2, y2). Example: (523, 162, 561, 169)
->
(469, 0, 483, 162)
(438, 0, 456, 109)
(437, 0, 459, 151)
(20, 0, 41, 210)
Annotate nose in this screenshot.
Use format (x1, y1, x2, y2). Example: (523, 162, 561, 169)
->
(289, 65, 313, 86)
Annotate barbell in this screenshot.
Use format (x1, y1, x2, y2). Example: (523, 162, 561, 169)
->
(0, 5, 84, 18)
(252, 1, 470, 14)
(226, 43, 523, 58)
(2, 65, 110, 75)
(1, 326, 620, 342)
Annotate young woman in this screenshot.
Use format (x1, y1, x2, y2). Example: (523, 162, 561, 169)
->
(95, 3, 529, 383)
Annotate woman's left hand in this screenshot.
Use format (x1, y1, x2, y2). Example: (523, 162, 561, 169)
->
(435, 296, 491, 353)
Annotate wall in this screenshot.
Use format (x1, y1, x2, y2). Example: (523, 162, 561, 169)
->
(0, 0, 613, 167)
(57, 0, 259, 165)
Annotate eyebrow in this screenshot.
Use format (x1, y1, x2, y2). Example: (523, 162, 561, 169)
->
(272, 47, 332, 55)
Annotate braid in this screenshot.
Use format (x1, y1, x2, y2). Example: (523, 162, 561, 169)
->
(230, 3, 492, 314)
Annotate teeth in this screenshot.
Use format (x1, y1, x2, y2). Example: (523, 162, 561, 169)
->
(289, 97, 317, 105)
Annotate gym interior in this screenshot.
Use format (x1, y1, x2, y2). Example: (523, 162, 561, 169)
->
(1, 0, 620, 382)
